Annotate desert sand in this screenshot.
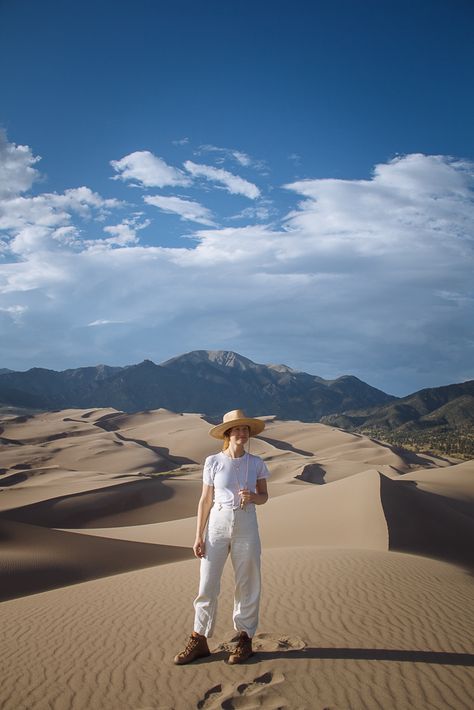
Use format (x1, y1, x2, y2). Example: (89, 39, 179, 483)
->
(0, 408, 473, 709)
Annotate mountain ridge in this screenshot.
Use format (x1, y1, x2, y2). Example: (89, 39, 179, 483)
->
(0, 349, 394, 420)
(322, 380, 474, 459)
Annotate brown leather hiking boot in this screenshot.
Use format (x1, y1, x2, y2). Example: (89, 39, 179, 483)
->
(173, 633, 211, 665)
(228, 631, 253, 664)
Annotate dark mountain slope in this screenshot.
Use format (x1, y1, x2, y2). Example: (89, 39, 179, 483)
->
(0, 350, 394, 419)
(322, 380, 474, 459)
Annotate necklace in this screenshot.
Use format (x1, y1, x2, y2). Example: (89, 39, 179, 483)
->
(227, 452, 248, 508)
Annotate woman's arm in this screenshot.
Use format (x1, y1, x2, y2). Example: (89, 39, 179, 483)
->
(193, 483, 214, 558)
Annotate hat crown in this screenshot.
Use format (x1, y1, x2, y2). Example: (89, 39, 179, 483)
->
(209, 409, 265, 439)
(222, 409, 247, 425)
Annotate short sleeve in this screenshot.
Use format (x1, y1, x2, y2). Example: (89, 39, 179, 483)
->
(202, 456, 215, 486)
(257, 457, 270, 479)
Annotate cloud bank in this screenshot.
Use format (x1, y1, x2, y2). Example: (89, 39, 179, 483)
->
(1, 131, 473, 395)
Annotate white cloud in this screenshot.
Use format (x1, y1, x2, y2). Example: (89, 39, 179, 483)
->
(184, 160, 260, 199)
(0, 130, 41, 199)
(144, 194, 216, 226)
(111, 150, 191, 188)
(1, 146, 473, 394)
(0, 187, 121, 255)
(0, 133, 123, 258)
(102, 216, 151, 246)
(283, 153, 474, 257)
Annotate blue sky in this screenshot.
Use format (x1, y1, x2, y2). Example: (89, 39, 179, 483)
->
(0, 0, 473, 396)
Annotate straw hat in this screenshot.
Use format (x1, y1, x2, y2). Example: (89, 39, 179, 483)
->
(209, 409, 265, 439)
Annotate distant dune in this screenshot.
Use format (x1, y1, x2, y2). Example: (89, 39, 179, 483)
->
(1, 408, 473, 709)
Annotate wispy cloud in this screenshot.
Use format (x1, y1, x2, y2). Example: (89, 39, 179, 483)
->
(288, 153, 302, 166)
(144, 194, 216, 225)
(87, 319, 127, 326)
(183, 160, 260, 199)
(172, 137, 190, 146)
(195, 143, 267, 172)
(0, 304, 27, 324)
(229, 204, 275, 222)
(196, 144, 252, 167)
(111, 150, 191, 188)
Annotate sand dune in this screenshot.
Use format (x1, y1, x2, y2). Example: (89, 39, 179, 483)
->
(0, 547, 472, 710)
(1, 407, 473, 709)
(0, 517, 192, 602)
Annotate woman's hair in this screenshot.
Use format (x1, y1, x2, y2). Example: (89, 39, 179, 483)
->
(222, 429, 232, 451)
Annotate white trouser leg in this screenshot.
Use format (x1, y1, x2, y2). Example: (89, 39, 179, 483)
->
(193, 506, 232, 638)
(230, 506, 261, 638)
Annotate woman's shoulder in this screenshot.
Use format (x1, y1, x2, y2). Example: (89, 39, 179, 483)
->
(205, 452, 224, 465)
(248, 452, 264, 462)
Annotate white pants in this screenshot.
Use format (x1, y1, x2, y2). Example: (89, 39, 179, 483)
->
(193, 503, 262, 638)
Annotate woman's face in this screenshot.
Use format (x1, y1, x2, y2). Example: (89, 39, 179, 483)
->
(229, 425, 250, 445)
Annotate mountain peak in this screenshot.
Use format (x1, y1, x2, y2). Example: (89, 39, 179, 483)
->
(205, 350, 256, 369)
(162, 350, 257, 371)
(267, 363, 298, 374)
(134, 359, 158, 369)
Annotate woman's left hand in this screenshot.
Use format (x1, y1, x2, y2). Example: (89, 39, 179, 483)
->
(239, 488, 255, 504)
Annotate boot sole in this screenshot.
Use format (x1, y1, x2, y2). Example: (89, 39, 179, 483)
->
(227, 650, 254, 665)
(173, 650, 211, 665)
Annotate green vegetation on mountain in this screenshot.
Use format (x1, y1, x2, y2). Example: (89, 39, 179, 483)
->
(322, 382, 474, 459)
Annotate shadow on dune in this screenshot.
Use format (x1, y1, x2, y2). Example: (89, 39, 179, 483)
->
(295, 463, 326, 484)
(379, 473, 474, 570)
(369, 437, 448, 468)
(114, 432, 196, 468)
(226, 647, 474, 666)
(0, 518, 194, 603)
(92, 412, 124, 430)
(257, 436, 313, 457)
(0, 472, 28, 486)
(0, 435, 24, 446)
(0, 477, 201, 528)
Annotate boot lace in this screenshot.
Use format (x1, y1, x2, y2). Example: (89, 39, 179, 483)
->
(233, 634, 251, 657)
(180, 635, 199, 657)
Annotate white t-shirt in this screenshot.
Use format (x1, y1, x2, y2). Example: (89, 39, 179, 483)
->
(203, 451, 270, 509)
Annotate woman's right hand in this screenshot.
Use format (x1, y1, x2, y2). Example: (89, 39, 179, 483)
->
(193, 536, 205, 559)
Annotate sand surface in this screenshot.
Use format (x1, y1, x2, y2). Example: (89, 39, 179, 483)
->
(1, 408, 473, 709)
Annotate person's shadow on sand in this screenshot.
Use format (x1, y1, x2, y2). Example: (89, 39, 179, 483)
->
(193, 646, 474, 667)
(191, 647, 474, 710)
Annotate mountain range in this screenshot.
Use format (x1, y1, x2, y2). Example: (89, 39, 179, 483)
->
(0, 350, 394, 419)
(0, 350, 472, 457)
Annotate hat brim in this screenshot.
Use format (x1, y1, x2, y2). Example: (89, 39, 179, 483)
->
(209, 417, 265, 439)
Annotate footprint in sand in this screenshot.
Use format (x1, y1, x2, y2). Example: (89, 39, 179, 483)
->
(213, 632, 306, 656)
(251, 633, 307, 653)
(197, 671, 286, 709)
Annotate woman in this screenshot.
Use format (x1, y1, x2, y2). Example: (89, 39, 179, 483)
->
(174, 409, 269, 665)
